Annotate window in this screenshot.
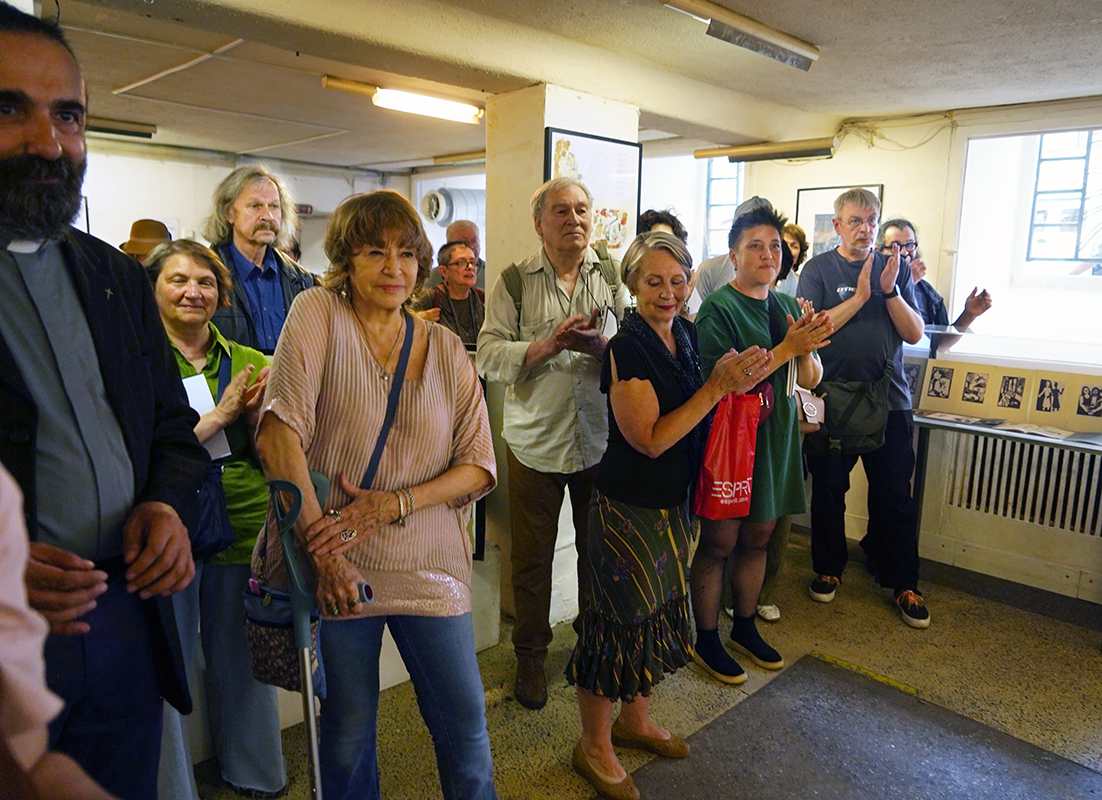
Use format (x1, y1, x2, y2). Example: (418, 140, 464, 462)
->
(1028, 129, 1102, 265)
(954, 125, 1102, 364)
(703, 158, 743, 259)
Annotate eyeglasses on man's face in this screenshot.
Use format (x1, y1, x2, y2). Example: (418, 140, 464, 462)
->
(446, 258, 478, 269)
(841, 215, 879, 229)
(879, 241, 917, 254)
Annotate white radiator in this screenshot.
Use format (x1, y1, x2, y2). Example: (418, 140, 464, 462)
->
(945, 434, 1101, 536)
(921, 430, 1102, 602)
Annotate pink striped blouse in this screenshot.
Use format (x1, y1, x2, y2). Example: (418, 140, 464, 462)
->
(261, 288, 496, 617)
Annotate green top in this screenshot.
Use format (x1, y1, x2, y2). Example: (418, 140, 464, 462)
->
(696, 284, 809, 523)
(170, 323, 270, 564)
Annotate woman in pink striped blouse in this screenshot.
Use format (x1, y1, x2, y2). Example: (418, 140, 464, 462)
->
(255, 191, 498, 800)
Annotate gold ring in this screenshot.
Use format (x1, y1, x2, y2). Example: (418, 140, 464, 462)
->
(339, 528, 358, 543)
(743, 368, 752, 376)
(326, 509, 342, 520)
(328, 604, 340, 616)
(348, 597, 362, 609)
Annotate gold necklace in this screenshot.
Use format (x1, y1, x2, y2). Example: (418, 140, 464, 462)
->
(361, 313, 405, 380)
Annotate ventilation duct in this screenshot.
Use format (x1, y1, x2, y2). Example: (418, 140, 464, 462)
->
(421, 188, 486, 229)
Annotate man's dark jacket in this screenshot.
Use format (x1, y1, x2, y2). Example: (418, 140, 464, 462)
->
(211, 242, 317, 352)
(0, 227, 209, 713)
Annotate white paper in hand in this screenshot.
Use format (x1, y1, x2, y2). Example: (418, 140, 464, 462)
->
(182, 374, 231, 459)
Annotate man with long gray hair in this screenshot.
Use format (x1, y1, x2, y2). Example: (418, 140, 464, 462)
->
(203, 164, 315, 354)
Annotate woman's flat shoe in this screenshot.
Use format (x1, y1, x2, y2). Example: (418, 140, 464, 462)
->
(572, 741, 640, 800)
(728, 632, 785, 670)
(611, 719, 689, 758)
(692, 648, 747, 685)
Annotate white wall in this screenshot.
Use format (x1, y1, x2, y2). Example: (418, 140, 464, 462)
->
(82, 142, 396, 274)
(639, 154, 708, 264)
(745, 122, 955, 285)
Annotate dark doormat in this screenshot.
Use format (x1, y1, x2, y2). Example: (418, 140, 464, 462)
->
(632, 655, 1102, 799)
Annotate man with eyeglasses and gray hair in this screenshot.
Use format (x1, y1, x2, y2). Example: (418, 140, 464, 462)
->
(797, 188, 931, 629)
(477, 177, 630, 711)
(876, 217, 992, 329)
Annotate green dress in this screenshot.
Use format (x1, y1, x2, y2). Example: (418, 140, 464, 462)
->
(695, 284, 808, 523)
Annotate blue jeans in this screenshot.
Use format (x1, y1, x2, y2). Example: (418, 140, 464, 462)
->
(319, 613, 497, 800)
(158, 562, 286, 799)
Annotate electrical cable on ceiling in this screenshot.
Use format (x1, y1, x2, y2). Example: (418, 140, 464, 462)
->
(837, 112, 956, 152)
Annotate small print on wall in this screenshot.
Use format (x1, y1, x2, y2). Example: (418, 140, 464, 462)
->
(1035, 378, 1066, 412)
(997, 376, 1025, 409)
(927, 366, 953, 399)
(903, 363, 921, 401)
(962, 372, 988, 404)
(1076, 384, 1102, 417)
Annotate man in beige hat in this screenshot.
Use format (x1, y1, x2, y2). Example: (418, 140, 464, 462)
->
(119, 219, 171, 264)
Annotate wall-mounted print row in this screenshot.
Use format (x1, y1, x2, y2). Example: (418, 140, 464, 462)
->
(917, 360, 1102, 433)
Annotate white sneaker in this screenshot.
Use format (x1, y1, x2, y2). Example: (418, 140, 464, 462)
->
(756, 604, 781, 622)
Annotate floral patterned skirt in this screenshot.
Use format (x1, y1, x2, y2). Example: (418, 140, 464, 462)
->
(565, 489, 694, 701)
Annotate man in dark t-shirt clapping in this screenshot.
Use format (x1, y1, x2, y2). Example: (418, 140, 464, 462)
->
(796, 188, 930, 629)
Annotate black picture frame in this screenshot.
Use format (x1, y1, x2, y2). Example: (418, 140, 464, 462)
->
(543, 127, 642, 257)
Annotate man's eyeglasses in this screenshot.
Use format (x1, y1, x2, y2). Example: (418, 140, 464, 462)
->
(842, 215, 879, 229)
(878, 241, 917, 254)
(445, 258, 478, 268)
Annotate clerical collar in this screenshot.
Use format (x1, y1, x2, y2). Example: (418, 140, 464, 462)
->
(6, 239, 45, 254)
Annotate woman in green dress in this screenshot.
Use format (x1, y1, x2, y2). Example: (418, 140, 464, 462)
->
(691, 205, 833, 684)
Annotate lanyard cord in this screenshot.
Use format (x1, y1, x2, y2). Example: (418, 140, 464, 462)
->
(545, 264, 600, 321)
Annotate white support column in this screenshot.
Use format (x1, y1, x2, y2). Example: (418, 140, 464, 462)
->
(483, 84, 638, 626)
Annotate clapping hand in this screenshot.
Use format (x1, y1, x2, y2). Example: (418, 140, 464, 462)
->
(555, 307, 606, 357)
(708, 345, 774, 397)
(880, 244, 902, 295)
(783, 306, 833, 356)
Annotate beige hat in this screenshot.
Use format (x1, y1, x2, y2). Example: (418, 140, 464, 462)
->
(120, 219, 171, 257)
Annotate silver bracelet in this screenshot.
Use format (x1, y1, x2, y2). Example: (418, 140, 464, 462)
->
(392, 490, 406, 526)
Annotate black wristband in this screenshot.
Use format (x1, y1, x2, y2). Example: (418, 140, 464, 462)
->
(883, 287, 899, 299)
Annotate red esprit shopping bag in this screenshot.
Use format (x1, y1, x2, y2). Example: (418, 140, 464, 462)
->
(693, 393, 760, 520)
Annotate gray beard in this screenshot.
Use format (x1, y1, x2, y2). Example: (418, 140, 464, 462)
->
(0, 155, 87, 242)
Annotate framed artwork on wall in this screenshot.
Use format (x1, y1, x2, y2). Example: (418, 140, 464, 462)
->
(795, 184, 884, 258)
(544, 127, 642, 260)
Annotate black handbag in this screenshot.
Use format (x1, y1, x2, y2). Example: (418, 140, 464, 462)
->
(804, 361, 895, 455)
(190, 353, 235, 560)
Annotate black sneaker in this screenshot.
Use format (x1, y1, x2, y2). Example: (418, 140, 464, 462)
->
(693, 630, 747, 685)
(808, 574, 840, 603)
(894, 590, 930, 629)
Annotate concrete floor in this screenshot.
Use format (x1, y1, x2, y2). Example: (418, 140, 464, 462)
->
(196, 531, 1102, 799)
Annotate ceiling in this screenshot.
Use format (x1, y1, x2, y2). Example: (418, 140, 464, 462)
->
(58, 0, 1102, 172)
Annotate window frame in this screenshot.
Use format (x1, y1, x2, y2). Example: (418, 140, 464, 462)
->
(702, 158, 743, 260)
